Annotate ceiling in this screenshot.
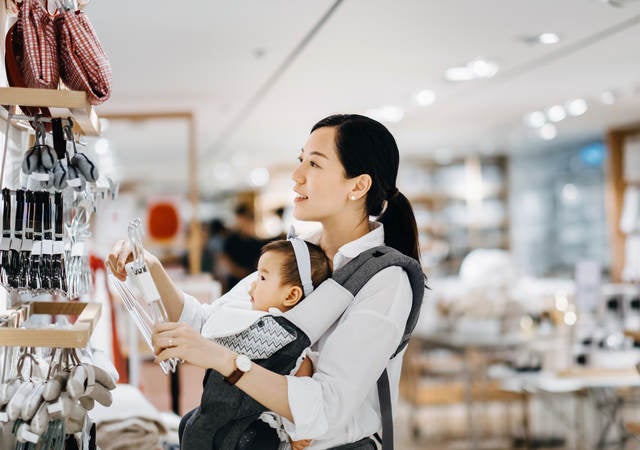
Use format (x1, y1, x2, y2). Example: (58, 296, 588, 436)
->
(87, 0, 640, 192)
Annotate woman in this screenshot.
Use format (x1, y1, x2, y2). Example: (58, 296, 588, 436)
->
(107, 114, 421, 449)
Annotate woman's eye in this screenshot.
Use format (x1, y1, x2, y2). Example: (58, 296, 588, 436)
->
(309, 160, 319, 168)
(297, 156, 303, 164)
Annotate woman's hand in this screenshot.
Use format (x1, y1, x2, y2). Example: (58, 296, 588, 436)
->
(105, 239, 133, 280)
(106, 239, 159, 281)
(291, 439, 312, 450)
(152, 322, 234, 372)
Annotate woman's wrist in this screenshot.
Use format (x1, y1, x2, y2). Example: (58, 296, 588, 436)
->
(145, 250, 160, 269)
(208, 341, 237, 376)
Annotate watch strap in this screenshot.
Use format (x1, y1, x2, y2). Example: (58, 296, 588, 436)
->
(225, 368, 245, 385)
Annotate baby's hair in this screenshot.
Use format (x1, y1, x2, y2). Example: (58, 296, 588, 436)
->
(260, 240, 331, 297)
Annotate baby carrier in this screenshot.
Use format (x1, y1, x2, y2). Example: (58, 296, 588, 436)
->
(179, 245, 426, 450)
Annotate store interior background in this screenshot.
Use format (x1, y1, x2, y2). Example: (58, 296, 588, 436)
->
(3, 0, 640, 448)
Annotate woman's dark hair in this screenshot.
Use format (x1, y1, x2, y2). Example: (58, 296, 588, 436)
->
(311, 114, 420, 262)
(260, 240, 331, 297)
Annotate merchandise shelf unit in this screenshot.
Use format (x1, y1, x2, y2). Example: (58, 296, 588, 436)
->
(398, 155, 509, 276)
(607, 123, 640, 282)
(0, 301, 101, 348)
(0, 86, 101, 136)
(0, 87, 103, 347)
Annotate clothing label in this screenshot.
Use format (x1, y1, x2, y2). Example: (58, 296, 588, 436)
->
(42, 240, 54, 255)
(20, 238, 33, 252)
(31, 241, 42, 256)
(46, 402, 62, 416)
(53, 241, 64, 255)
(10, 238, 21, 251)
(126, 264, 161, 304)
(31, 172, 50, 181)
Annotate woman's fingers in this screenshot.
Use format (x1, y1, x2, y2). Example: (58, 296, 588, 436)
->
(152, 335, 178, 355)
(151, 322, 189, 351)
(154, 347, 179, 364)
(153, 322, 184, 333)
(116, 240, 133, 271)
(105, 240, 132, 280)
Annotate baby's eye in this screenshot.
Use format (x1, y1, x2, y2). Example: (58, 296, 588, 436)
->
(260, 275, 266, 281)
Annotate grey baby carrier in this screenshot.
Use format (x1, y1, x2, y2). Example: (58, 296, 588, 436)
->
(179, 245, 426, 450)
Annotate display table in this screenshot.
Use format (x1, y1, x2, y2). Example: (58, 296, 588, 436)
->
(499, 367, 640, 450)
(405, 331, 533, 449)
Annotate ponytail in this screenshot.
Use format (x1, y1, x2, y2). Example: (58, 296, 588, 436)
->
(378, 190, 420, 262)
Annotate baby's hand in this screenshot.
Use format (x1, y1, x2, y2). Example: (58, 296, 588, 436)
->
(294, 357, 313, 377)
(291, 439, 312, 450)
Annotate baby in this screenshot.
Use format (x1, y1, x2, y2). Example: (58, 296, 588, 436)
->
(197, 239, 331, 344)
(179, 237, 330, 450)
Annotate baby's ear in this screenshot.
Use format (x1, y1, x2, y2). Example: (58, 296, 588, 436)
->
(282, 286, 303, 308)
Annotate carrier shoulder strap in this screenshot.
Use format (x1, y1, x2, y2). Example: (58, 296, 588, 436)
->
(331, 245, 425, 358)
(331, 245, 426, 450)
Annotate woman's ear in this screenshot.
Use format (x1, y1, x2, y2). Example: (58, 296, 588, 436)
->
(349, 174, 372, 201)
(282, 285, 304, 308)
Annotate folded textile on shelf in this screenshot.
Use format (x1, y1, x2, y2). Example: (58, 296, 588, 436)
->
(97, 417, 161, 450)
(90, 384, 167, 450)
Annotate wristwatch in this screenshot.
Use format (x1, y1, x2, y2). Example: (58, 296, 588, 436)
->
(225, 354, 252, 385)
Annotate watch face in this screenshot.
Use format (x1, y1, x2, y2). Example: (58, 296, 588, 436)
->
(237, 355, 252, 372)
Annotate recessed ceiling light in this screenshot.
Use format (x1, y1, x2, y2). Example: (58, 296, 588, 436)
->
(445, 66, 474, 82)
(566, 98, 588, 116)
(445, 58, 498, 81)
(469, 59, 499, 78)
(524, 111, 546, 128)
(600, 90, 616, 104)
(366, 106, 404, 123)
(538, 33, 560, 44)
(539, 123, 557, 140)
(415, 90, 436, 106)
(546, 105, 567, 122)
(594, 0, 634, 7)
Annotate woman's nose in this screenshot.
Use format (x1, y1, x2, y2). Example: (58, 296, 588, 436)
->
(291, 165, 304, 184)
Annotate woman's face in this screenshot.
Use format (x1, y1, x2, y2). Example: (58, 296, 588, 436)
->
(291, 127, 353, 222)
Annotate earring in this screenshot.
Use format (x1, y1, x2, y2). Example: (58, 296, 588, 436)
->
(350, 195, 356, 200)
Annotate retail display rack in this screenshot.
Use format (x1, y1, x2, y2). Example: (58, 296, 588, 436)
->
(0, 86, 103, 347)
(0, 86, 101, 136)
(399, 155, 510, 275)
(0, 301, 101, 348)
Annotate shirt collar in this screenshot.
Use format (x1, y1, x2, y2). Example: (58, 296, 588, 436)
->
(307, 221, 385, 271)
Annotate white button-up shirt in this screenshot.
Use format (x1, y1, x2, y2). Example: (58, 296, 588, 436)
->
(179, 222, 412, 448)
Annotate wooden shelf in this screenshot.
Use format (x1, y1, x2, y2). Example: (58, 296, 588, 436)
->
(400, 379, 522, 406)
(0, 87, 100, 136)
(420, 219, 509, 234)
(0, 301, 101, 348)
(409, 187, 506, 205)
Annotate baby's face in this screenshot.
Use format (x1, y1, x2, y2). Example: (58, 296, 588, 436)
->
(249, 251, 293, 312)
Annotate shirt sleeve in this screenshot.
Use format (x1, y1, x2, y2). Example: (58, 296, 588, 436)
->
(178, 272, 258, 332)
(282, 266, 412, 440)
